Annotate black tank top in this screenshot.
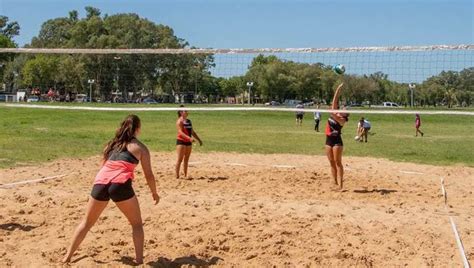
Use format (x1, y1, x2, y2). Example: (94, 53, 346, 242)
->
(325, 117, 343, 137)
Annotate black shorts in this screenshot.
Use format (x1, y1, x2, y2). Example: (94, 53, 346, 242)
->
(176, 139, 192, 146)
(326, 135, 343, 147)
(91, 179, 135, 202)
(296, 114, 303, 120)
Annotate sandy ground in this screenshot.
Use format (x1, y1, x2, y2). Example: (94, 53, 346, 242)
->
(0, 152, 472, 267)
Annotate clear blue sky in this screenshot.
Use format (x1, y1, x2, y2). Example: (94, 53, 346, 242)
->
(1, 0, 473, 48)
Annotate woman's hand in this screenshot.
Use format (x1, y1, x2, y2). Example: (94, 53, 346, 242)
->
(152, 192, 160, 205)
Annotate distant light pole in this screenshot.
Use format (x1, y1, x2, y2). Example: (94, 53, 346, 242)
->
(88, 79, 95, 103)
(246, 81, 254, 105)
(409, 83, 416, 107)
(0, 64, 4, 91)
(114, 56, 121, 100)
(12, 71, 18, 93)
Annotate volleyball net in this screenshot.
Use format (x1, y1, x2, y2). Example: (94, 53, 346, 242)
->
(0, 45, 473, 115)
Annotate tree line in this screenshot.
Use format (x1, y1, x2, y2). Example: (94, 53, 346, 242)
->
(1, 8, 472, 106)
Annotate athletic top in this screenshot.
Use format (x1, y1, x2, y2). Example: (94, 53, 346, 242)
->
(94, 149, 139, 185)
(358, 120, 371, 129)
(296, 104, 304, 115)
(177, 119, 193, 142)
(325, 117, 343, 137)
(314, 111, 321, 120)
(415, 117, 421, 127)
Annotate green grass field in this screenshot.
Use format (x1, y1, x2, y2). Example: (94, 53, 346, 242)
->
(1, 104, 473, 168)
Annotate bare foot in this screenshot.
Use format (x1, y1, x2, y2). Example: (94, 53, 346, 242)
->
(61, 256, 70, 263)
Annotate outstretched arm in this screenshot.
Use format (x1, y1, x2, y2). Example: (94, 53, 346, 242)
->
(331, 83, 344, 110)
(331, 83, 348, 125)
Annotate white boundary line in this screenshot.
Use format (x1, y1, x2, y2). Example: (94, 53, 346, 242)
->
(272, 165, 296, 168)
(226, 163, 249, 167)
(399, 170, 425, 175)
(0, 174, 68, 188)
(3, 104, 474, 116)
(440, 177, 470, 268)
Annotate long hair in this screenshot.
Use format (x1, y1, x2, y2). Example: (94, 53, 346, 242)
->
(177, 104, 186, 118)
(102, 114, 141, 161)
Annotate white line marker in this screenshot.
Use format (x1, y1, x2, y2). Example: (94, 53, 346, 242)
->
(272, 165, 296, 168)
(440, 177, 447, 204)
(449, 216, 470, 268)
(0, 174, 68, 188)
(399, 170, 425, 175)
(440, 176, 470, 268)
(226, 163, 248, 167)
(188, 161, 202, 165)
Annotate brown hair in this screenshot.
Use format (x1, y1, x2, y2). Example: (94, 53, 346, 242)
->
(102, 114, 141, 161)
(177, 104, 186, 117)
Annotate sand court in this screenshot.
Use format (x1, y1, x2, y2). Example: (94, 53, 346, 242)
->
(0, 152, 472, 266)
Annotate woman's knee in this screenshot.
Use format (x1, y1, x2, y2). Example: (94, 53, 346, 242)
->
(131, 222, 143, 231)
(80, 219, 94, 230)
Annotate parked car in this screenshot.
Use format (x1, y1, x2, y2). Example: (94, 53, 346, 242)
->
(75, 94, 87, 102)
(27, 96, 39, 102)
(143, 98, 158, 104)
(264, 101, 280, 106)
(382, 102, 399, 107)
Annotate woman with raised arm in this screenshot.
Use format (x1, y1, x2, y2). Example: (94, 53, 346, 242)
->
(176, 106, 203, 179)
(63, 114, 159, 265)
(325, 83, 349, 190)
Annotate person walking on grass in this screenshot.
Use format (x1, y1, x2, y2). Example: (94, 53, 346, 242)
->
(63, 115, 159, 265)
(295, 102, 304, 126)
(314, 105, 321, 132)
(325, 83, 348, 190)
(176, 105, 203, 179)
(415, 114, 424, 137)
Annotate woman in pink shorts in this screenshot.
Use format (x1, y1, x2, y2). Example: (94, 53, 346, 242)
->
(63, 115, 159, 265)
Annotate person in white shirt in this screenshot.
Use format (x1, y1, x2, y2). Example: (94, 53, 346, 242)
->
(295, 103, 304, 126)
(314, 105, 321, 132)
(356, 117, 371, 143)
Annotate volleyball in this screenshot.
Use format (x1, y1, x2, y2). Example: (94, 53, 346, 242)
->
(334, 64, 345, 75)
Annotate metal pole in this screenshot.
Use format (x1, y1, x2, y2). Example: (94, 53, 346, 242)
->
(89, 83, 92, 103)
(248, 86, 251, 105)
(409, 84, 415, 107)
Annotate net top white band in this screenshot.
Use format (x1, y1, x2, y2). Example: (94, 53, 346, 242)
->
(0, 44, 473, 54)
(2, 104, 474, 116)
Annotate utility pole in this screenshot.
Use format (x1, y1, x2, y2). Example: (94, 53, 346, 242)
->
(246, 81, 254, 105)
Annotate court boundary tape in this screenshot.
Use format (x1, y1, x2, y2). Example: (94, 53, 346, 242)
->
(0, 174, 68, 189)
(440, 177, 470, 268)
(3, 104, 474, 116)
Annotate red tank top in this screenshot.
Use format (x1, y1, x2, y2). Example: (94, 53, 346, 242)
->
(94, 149, 139, 184)
(177, 118, 193, 142)
(325, 117, 343, 137)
